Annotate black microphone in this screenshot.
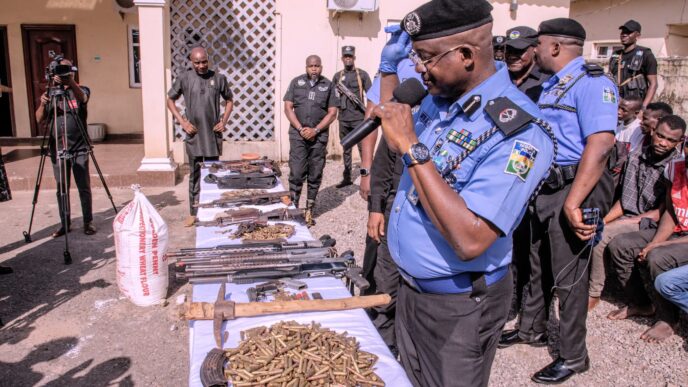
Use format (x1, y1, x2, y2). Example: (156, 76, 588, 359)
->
(340, 78, 428, 150)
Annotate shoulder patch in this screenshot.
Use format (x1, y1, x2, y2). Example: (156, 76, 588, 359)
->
(602, 87, 617, 104)
(504, 140, 538, 181)
(485, 97, 535, 137)
(583, 63, 604, 77)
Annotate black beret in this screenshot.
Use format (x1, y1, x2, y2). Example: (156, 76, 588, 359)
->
(401, 0, 494, 41)
(538, 18, 586, 40)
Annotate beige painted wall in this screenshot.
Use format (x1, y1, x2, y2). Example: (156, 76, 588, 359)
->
(1, 0, 142, 137)
(571, 0, 688, 58)
(273, 0, 571, 160)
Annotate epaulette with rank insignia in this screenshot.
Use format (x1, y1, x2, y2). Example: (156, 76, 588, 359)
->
(583, 63, 604, 77)
(484, 97, 535, 137)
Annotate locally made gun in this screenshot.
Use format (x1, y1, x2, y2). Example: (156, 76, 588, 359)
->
(203, 157, 282, 177)
(179, 259, 369, 291)
(204, 171, 278, 190)
(185, 207, 305, 227)
(195, 190, 291, 209)
(173, 240, 369, 290)
(335, 81, 366, 112)
(167, 235, 336, 259)
(176, 245, 338, 270)
(246, 278, 308, 302)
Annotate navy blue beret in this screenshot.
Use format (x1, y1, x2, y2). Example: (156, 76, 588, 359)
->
(401, 0, 494, 41)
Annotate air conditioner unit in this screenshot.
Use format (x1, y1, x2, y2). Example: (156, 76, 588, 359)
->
(327, 0, 379, 13)
(114, 0, 136, 14)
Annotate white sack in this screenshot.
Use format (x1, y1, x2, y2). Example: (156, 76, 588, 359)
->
(113, 185, 169, 306)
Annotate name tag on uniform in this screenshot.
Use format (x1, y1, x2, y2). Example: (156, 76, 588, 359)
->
(308, 91, 316, 100)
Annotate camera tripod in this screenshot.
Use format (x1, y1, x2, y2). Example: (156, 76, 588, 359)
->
(22, 84, 118, 264)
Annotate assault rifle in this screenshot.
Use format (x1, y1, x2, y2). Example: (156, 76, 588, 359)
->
(203, 157, 282, 177)
(204, 172, 278, 190)
(185, 207, 304, 227)
(170, 235, 369, 291)
(335, 81, 366, 112)
(177, 251, 369, 291)
(195, 190, 291, 209)
(167, 235, 336, 258)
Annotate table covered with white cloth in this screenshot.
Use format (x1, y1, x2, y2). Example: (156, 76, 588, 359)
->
(187, 163, 411, 386)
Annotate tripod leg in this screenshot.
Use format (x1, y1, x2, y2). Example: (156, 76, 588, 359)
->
(87, 150, 118, 214)
(23, 152, 48, 243)
(59, 157, 72, 265)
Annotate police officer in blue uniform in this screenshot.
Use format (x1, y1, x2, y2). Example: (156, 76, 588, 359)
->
(498, 19, 618, 384)
(372, 1, 555, 385)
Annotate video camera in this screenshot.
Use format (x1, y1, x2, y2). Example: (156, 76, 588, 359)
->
(45, 51, 77, 97)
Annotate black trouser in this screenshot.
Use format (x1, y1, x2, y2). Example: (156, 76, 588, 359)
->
(518, 170, 613, 367)
(51, 152, 92, 225)
(510, 214, 531, 319)
(362, 199, 398, 349)
(607, 229, 688, 325)
(188, 155, 219, 215)
(396, 271, 512, 387)
(338, 120, 363, 181)
(288, 128, 327, 206)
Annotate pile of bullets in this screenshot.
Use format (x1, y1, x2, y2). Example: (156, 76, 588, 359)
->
(225, 321, 385, 387)
(230, 222, 296, 241)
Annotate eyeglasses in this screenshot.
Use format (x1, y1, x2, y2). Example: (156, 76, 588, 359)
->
(409, 44, 468, 70)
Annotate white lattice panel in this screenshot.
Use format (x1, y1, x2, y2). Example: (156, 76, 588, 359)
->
(170, 0, 276, 141)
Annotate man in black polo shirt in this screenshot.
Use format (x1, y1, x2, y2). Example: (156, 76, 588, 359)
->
(283, 55, 338, 225)
(609, 20, 658, 108)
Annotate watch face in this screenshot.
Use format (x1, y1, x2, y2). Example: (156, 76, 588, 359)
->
(412, 143, 430, 162)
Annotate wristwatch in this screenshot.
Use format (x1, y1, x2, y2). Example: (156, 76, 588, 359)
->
(402, 143, 431, 167)
(360, 168, 370, 177)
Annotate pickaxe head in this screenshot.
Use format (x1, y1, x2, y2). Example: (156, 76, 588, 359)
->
(213, 283, 235, 348)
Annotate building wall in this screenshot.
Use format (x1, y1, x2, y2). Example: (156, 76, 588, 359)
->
(571, 0, 688, 58)
(1, 0, 142, 137)
(273, 0, 570, 160)
(657, 58, 688, 117)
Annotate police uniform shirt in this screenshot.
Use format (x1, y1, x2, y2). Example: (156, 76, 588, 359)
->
(388, 62, 554, 279)
(366, 59, 420, 105)
(46, 85, 90, 154)
(167, 69, 233, 157)
(283, 74, 337, 136)
(332, 68, 372, 122)
(538, 57, 618, 166)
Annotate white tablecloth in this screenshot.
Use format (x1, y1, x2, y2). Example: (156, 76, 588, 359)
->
(187, 164, 411, 386)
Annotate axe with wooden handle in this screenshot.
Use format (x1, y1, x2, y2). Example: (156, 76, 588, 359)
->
(179, 283, 391, 348)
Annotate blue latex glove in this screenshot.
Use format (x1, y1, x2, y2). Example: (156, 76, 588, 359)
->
(379, 25, 412, 74)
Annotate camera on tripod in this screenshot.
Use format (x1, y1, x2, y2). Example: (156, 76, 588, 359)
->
(45, 50, 77, 97)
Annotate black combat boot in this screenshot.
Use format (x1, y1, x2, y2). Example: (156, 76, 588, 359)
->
(304, 199, 316, 227)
